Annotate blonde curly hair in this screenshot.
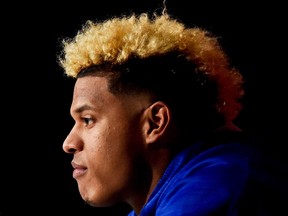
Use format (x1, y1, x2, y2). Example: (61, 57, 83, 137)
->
(58, 11, 244, 123)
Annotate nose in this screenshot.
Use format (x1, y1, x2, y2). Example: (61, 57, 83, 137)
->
(63, 128, 82, 154)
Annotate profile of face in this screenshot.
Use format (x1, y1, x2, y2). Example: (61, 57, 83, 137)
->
(62, 75, 156, 207)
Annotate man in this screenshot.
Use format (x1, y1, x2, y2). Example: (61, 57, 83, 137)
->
(57, 10, 287, 215)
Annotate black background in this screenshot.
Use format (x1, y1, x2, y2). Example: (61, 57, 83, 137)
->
(0, 0, 287, 215)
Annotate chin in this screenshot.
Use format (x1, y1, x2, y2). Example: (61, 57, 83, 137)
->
(81, 192, 119, 208)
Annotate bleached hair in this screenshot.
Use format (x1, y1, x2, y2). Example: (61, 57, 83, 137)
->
(58, 11, 244, 122)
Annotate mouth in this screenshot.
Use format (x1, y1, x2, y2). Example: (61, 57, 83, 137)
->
(71, 161, 87, 179)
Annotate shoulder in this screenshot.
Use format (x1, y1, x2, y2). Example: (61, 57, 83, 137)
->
(155, 136, 287, 215)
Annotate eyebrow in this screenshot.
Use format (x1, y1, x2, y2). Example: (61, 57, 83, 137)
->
(73, 104, 94, 114)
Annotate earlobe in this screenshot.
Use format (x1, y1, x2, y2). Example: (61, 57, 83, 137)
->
(143, 101, 171, 144)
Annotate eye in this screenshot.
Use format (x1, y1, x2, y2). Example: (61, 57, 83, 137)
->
(82, 117, 93, 126)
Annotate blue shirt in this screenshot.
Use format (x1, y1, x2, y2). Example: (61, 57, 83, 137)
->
(128, 137, 287, 215)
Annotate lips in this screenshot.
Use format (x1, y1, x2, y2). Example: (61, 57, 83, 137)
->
(71, 161, 87, 179)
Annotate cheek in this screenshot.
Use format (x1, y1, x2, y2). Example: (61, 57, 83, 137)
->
(86, 110, 144, 170)
(85, 128, 137, 194)
(86, 123, 132, 169)
(81, 116, 145, 203)
(92, 123, 141, 174)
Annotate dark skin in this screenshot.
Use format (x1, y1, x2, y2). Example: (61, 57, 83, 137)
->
(62, 74, 173, 214)
(63, 72, 240, 214)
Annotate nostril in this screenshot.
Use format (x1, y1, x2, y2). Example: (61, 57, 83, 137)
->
(68, 148, 77, 154)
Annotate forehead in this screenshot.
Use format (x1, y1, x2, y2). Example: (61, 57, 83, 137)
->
(72, 76, 114, 108)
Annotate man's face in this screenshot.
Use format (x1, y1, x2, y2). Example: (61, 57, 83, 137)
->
(63, 75, 152, 207)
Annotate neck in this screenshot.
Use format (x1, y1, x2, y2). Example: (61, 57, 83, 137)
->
(127, 147, 172, 215)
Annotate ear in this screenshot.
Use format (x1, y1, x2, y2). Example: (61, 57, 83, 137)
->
(142, 101, 171, 144)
